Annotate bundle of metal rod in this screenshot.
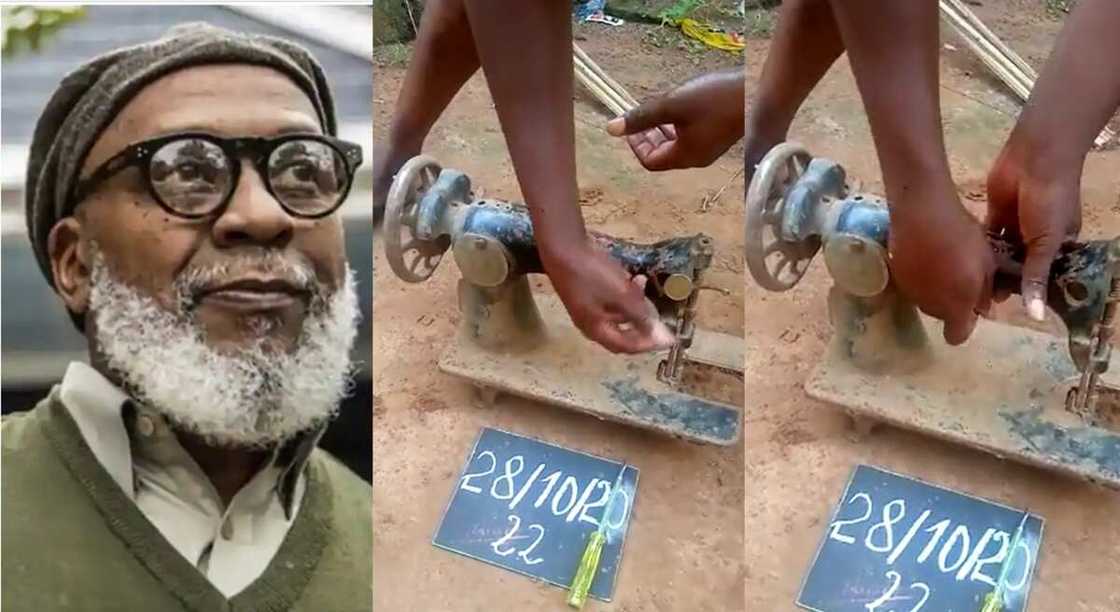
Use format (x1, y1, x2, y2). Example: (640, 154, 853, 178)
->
(939, 0, 1115, 147)
(572, 43, 638, 116)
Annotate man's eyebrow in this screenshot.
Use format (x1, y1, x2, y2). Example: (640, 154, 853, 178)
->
(274, 124, 324, 136)
(148, 122, 323, 138)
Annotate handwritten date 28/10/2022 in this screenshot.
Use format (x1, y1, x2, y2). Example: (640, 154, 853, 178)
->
(457, 450, 630, 566)
(827, 492, 1034, 612)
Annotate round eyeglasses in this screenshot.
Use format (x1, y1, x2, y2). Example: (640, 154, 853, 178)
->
(72, 132, 364, 219)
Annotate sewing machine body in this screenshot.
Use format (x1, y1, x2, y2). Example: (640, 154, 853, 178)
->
(385, 156, 743, 445)
(747, 143, 1120, 487)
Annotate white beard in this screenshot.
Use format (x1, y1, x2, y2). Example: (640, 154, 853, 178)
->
(87, 248, 359, 449)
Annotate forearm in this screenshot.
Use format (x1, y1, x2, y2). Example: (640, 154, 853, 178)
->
(713, 68, 746, 130)
(695, 68, 746, 108)
(826, 0, 956, 211)
(747, 0, 844, 144)
(687, 69, 746, 135)
(462, 0, 586, 259)
(1008, 0, 1120, 173)
(388, 0, 480, 151)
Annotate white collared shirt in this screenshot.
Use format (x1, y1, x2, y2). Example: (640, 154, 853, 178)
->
(58, 361, 308, 597)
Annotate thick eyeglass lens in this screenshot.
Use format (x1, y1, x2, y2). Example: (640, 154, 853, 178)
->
(267, 140, 348, 215)
(149, 138, 232, 216)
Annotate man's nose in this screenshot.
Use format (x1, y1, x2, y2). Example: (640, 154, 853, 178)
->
(211, 160, 295, 248)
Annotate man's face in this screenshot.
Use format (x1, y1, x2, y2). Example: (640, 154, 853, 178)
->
(47, 64, 358, 447)
(73, 64, 347, 352)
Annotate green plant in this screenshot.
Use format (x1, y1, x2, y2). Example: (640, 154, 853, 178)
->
(1043, 0, 1075, 18)
(1, 6, 85, 58)
(658, 0, 703, 25)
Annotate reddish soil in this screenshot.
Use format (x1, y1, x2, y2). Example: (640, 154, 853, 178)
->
(372, 20, 746, 612)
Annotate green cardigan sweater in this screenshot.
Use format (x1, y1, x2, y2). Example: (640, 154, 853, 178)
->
(1, 390, 372, 612)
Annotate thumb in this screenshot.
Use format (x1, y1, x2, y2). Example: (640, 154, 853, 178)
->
(631, 313, 676, 351)
(607, 96, 678, 137)
(942, 310, 978, 346)
(1020, 235, 1061, 322)
(617, 280, 675, 350)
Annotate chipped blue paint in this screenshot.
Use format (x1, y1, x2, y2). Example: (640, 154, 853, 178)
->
(1000, 408, 1120, 480)
(1038, 339, 1080, 380)
(601, 377, 740, 443)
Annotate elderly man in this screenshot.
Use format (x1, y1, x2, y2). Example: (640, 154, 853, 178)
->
(2, 23, 372, 611)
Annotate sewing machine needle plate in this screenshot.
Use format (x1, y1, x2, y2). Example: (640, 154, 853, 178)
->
(806, 316, 1120, 488)
(439, 295, 744, 446)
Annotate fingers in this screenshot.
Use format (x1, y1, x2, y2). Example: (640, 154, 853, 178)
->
(614, 278, 676, 351)
(942, 310, 978, 346)
(587, 320, 647, 354)
(583, 305, 674, 354)
(624, 128, 679, 172)
(975, 262, 994, 319)
(638, 144, 680, 172)
(625, 134, 658, 164)
(585, 277, 674, 354)
(589, 317, 675, 354)
(633, 126, 674, 150)
(625, 127, 670, 161)
(556, 250, 676, 353)
(1020, 235, 1061, 322)
(942, 252, 996, 346)
(606, 96, 678, 137)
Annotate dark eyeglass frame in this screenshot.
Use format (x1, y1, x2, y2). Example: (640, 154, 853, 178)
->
(71, 132, 364, 220)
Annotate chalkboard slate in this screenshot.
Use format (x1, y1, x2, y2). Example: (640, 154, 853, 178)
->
(433, 428, 639, 601)
(798, 465, 1044, 612)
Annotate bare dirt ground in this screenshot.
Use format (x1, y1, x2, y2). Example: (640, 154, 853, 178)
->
(372, 20, 745, 612)
(744, 1, 1119, 610)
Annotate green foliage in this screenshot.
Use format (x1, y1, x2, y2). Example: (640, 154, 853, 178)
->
(1043, 0, 1075, 18)
(1, 6, 85, 58)
(657, 0, 703, 25)
(373, 0, 420, 46)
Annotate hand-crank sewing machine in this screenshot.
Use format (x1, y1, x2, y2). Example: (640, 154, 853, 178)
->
(384, 156, 744, 445)
(747, 143, 1120, 487)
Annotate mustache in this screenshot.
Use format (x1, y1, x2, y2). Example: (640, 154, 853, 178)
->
(173, 252, 320, 303)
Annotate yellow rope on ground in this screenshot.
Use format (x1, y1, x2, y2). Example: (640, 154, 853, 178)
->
(678, 18, 744, 53)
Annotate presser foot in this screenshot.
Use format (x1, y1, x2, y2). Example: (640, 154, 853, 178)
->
(806, 315, 1120, 488)
(439, 294, 743, 446)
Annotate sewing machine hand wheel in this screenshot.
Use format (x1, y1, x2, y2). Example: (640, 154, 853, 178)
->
(384, 155, 450, 283)
(745, 143, 820, 291)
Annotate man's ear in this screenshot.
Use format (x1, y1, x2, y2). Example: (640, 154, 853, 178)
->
(48, 217, 92, 318)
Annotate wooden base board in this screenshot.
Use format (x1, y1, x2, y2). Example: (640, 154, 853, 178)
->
(439, 295, 744, 446)
(806, 316, 1120, 488)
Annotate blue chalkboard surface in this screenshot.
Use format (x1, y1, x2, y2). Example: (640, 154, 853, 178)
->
(433, 428, 639, 601)
(798, 465, 1044, 612)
